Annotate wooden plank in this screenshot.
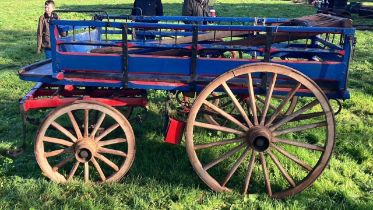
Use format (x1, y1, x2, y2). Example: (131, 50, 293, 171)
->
(89, 14, 352, 55)
(158, 30, 249, 45)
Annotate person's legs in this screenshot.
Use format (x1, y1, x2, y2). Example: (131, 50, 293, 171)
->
(44, 49, 52, 59)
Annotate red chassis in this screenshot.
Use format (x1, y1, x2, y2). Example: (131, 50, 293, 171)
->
(19, 82, 148, 112)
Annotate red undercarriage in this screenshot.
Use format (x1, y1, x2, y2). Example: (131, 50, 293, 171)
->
(19, 83, 185, 144)
(20, 83, 148, 112)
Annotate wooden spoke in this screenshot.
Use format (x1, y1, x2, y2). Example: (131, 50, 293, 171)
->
(203, 142, 248, 171)
(203, 100, 249, 131)
(194, 121, 245, 136)
(90, 113, 106, 138)
(95, 123, 120, 142)
(266, 83, 302, 126)
(290, 112, 325, 122)
(243, 150, 256, 194)
(270, 99, 319, 131)
(98, 147, 127, 157)
(273, 121, 327, 136)
(267, 150, 296, 187)
(206, 93, 228, 101)
(285, 96, 298, 115)
(255, 102, 263, 116)
(66, 161, 80, 181)
(91, 157, 106, 181)
(43, 136, 73, 147)
(97, 138, 127, 147)
(52, 156, 74, 171)
(67, 111, 83, 139)
(222, 147, 250, 187)
(273, 138, 325, 152)
(247, 73, 259, 125)
(271, 143, 313, 171)
(260, 74, 277, 125)
(95, 153, 119, 171)
(51, 121, 77, 142)
(260, 152, 272, 196)
(45, 147, 71, 158)
(84, 109, 89, 138)
(256, 96, 276, 111)
(222, 82, 254, 127)
(194, 137, 244, 150)
(84, 162, 89, 182)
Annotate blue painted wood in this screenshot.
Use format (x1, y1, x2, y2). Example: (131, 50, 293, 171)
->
(19, 15, 355, 99)
(57, 54, 123, 72)
(59, 30, 100, 53)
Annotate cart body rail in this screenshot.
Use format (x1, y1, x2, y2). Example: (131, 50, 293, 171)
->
(20, 15, 355, 99)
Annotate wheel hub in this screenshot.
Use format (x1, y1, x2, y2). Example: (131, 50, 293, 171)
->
(74, 139, 97, 163)
(247, 126, 272, 152)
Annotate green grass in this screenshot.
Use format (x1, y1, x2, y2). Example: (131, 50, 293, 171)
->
(0, 0, 372, 209)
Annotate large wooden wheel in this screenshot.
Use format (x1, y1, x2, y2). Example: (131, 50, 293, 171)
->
(34, 101, 135, 183)
(185, 63, 335, 199)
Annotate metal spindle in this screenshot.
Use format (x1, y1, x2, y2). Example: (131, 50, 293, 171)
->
(88, 26, 91, 42)
(73, 26, 75, 41)
(175, 21, 179, 45)
(230, 21, 233, 42)
(105, 22, 108, 42)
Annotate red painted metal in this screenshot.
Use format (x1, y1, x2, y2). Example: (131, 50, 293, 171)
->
(64, 85, 74, 91)
(270, 48, 279, 53)
(164, 117, 185, 145)
(56, 72, 64, 80)
(20, 83, 148, 112)
(22, 96, 147, 112)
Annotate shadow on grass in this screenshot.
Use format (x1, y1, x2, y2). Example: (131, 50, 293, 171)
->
(128, 108, 203, 189)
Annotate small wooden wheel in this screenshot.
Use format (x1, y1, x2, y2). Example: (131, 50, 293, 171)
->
(186, 63, 335, 199)
(35, 101, 135, 183)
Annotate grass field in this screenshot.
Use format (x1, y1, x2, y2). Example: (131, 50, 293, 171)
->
(0, 0, 372, 209)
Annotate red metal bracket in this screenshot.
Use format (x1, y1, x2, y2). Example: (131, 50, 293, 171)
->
(20, 83, 148, 112)
(164, 117, 185, 145)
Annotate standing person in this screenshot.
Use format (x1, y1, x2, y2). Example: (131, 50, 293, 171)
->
(131, 0, 164, 40)
(182, 0, 210, 17)
(181, 0, 216, 24)
(131, 0, 164, 17)
(37, 0, 61, 59)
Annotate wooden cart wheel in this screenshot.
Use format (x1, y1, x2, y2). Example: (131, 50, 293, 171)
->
(34, 101, 135, 183)
(185, 63, 335, 199)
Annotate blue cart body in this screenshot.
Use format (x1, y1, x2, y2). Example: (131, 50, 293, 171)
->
(19, 15, 355, 99)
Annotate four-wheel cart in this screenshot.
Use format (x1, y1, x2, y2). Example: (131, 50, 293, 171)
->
(18, 12, 355, 198)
